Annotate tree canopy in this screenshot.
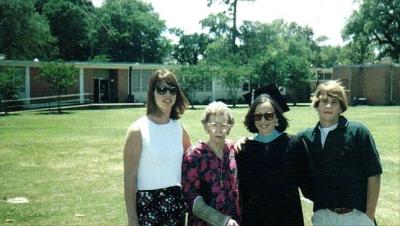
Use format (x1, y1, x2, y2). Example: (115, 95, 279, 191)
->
(343, 0, 400, 62)
(0, 0, 57, 60)
(2, 0, 397, 105)
(42, 0, 92, 60)
(92, 0, 168, 62)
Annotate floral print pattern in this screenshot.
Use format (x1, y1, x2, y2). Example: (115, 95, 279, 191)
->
(136, 186, 186, 226)
(182, 141, 240, 226)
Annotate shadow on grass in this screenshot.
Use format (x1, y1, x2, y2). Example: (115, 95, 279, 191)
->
(0, 112, 21, 117)
(35, 111, 75, 115)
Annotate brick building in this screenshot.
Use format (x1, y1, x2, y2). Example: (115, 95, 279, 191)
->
(332, 63, 400, 105)
(0, 61, 246, 108)
(1, 60, 399, 109)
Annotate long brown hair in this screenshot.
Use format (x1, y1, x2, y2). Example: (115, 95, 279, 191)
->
(146, 69, 189, 119)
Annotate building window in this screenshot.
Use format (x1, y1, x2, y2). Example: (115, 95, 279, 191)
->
(242, 83, 249, 91)
(132, 69, 140, 92)
(131, 69, 154, 92)
(325, 73, 332, 80)
(318, 71, 323, 80)
(141, 70, 153, 92)
(204, 79, 212, 92)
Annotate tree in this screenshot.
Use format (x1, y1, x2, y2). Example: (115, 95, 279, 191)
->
(339, 41, 375, 65)
(200, 13, 231, 40)
(175, 64, 212, 108)
(92, 0, 168, 62)
(205, 39, 250, 106)
(170, 29, 211, 65)
(206, 0, 255, 52)
(237, 20, 314, 103)
(314, 45, 342, 68)
(240, 21, 313, 79)
(343, 0, 400, 62)
(219, 61, 249, 107)
(0, 0, 57, 60)
(0, 67, 24, 114)
(38, 62, 78, 113)
(42, 0, 93, 60)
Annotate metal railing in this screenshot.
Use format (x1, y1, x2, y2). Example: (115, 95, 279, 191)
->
(0, 93, 93, 113)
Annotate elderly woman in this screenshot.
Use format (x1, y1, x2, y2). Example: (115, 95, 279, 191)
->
(182, 101, 240, 226)
(236, 84, 310, 226)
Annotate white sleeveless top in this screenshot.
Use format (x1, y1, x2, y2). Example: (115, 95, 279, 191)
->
(133, 116, 183, 190)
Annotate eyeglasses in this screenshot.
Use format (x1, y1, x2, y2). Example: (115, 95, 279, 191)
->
(207, 123, 231, 131)
(253, 112, 275, 121)
(156, 85, 177, 95)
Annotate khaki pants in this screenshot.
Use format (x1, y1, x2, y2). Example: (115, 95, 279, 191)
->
(312, 209, 375, 226)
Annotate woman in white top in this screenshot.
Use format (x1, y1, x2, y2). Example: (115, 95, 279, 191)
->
(123, 69, 191, 226)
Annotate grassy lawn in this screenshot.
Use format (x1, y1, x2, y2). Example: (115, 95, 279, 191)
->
(0, 106, 399, 225)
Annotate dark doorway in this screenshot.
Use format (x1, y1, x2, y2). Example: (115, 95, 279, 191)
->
(93, 79, 110, 103)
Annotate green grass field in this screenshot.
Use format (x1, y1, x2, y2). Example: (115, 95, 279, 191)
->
(0, 106, 399, 226)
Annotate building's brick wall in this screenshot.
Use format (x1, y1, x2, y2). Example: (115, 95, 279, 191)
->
(30, 67, 79, 99)
(332, 66, 353, 102)
(84, 69, 94, 102)
(362, 65, 389, 105)
(392, 65, 400, 105)
(333, 64, 399, 105)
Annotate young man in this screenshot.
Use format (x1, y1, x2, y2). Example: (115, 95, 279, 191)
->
(298, 80, 382, 226)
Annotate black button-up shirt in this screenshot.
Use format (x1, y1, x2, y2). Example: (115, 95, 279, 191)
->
(298, 116, 382, 212)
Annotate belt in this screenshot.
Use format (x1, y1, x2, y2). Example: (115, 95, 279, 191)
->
(328, 208, 353, 214)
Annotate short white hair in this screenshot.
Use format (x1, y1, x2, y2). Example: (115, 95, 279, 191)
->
(200, 101, 235, 126)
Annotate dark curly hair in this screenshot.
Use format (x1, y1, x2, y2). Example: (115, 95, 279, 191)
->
(243, 94, 289, 133)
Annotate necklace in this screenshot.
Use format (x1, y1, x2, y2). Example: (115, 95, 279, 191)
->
(214, 159, 224, 189)
(207, 142, 225, 189)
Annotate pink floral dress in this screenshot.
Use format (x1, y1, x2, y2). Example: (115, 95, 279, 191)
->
(182, 141, 240, 226)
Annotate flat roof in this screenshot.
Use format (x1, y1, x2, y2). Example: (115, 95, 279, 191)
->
(0, 60, 179, 70)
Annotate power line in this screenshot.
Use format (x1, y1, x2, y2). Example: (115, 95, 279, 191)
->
(80, 0, 116, 37)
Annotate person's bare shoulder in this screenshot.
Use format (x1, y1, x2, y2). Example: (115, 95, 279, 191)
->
(127, 123, 140, 135)
(124, 122, 142, 154)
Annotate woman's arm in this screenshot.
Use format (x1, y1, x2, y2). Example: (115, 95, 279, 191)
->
(193, 196, 237, 226)
(182, 127, 191, 153)
(233, 136, 248, 153)
(182, 148, 201, 211)
(123, 125, 142, 226)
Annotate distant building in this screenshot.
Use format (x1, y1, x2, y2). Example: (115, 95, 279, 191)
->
(1, 60, 398, 109)
(0, 61, 249, 108)
(332, 63, 399, 105)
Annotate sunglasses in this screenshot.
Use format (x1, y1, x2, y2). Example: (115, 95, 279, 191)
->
(253, 112, 275, 121)
(156, 85, 177, 95)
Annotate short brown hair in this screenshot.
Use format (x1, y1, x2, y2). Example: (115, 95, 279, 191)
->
(146, 69, 189, 119)
(311, 80, 348, 112)
(244, 94, 289, 133)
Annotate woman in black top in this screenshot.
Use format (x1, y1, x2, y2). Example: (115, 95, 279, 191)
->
(236, 84, 310, 226)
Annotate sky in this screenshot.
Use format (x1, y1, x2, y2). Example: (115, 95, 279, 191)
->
(91, 0, 360, 46)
